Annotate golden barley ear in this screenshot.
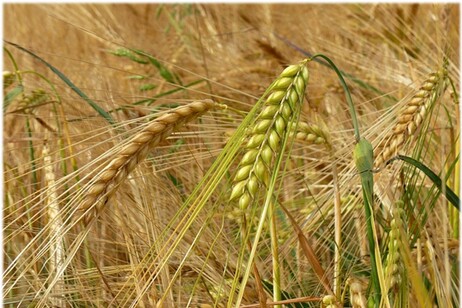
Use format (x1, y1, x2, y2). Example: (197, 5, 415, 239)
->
(229, 60, 309, 210)
(374, 62, 448, 168)
(79, 100, 224, 225)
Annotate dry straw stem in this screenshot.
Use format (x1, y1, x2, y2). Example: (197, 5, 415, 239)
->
(42, 138, 66, 308)
(79, 100, 223, 225)
(374, 63, 448, 168)
(229, 60, 309, 210)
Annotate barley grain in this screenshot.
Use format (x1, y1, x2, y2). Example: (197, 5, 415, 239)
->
(292, 122, 330, 148)
(322, 294, 338, 308)
(375, 64, 448, 168)
(348, 278, 367, 308)
(230, 60, 309, 209)
(80, 100, 222, 225)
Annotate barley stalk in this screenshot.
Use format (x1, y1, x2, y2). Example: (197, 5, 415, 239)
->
(79, 100, 222, 225)
(42, 137, 66, 307)
(229, 60, 309, 209)
(375, 63, 448, 168)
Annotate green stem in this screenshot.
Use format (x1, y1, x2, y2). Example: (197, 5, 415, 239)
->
(362, 188, 381, 306)
(447, 75, 459, 105)
(310, 54, 361, 142)
(269, 202, 281, 307)
(25, 116, 38, 191)
(4, 47, 23, 83)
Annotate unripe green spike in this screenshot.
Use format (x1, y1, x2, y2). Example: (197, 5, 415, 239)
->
(230, 58, 309, 213)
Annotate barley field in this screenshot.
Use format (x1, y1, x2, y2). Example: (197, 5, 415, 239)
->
(3, 4, 460, 307)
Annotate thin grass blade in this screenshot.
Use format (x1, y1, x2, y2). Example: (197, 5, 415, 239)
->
(4, 40, 116, 125)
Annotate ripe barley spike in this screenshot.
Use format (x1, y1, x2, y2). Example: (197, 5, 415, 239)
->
(79, 100, 222, 225)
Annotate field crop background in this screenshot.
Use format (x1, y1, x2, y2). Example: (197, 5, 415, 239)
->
(3, 3, 460, 307)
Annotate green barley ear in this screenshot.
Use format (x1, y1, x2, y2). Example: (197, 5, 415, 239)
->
(292, 121, 331, 149)
(383, 201, 407, 303)
(230, 60, 309, 209)
(229, 60, 309, 307)
(310, 54, 360, 141)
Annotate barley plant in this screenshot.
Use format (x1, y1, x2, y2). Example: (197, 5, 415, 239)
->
(3, 3, 459, 308)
